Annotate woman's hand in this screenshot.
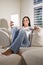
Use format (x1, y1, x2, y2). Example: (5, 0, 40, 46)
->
(10, 21, 14, 27)
(34, 26, 40, 31)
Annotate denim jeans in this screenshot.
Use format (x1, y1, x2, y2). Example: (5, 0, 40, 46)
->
(10, 27, 30, 53)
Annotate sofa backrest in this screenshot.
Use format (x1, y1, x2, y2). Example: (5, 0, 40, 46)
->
(31, 28, 43, 47)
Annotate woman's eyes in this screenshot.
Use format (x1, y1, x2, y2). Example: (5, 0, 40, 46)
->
(24, 20, 28, 21)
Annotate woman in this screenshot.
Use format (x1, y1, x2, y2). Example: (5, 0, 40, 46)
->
(21, 16, 39, 46)
(20, 16, 32, 47)
(2, 16, 39, 56)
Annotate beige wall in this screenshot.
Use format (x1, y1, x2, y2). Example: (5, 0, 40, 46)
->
(0, 0, 43, 27)
(20, 0, 34, 26)
(0, 0, 35, 27)
(0, 0, 20, 27)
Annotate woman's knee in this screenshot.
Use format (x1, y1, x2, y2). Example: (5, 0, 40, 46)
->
(19, 29, 26, 35)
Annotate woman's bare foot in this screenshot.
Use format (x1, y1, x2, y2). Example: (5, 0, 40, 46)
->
(16, 51, 22, 56)
(2, 49, 13, 56)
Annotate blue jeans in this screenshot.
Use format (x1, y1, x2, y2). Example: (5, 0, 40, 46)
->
(10, 28, 30, 53)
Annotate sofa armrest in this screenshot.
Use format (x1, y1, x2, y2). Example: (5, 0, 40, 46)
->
(0, 29, 11, 48)
(0, 28, 12, 43)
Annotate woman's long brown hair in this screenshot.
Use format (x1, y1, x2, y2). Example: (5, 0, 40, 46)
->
(22, 16, 31, 26)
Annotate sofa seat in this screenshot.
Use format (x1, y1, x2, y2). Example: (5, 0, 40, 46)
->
(22, 47, 43, 65)
(0, 51, 22, 65)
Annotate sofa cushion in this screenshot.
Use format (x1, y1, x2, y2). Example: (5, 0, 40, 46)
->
(0, 29, 10, 48)
(22, 47, 43, 65)
(31, 28, 43, 47)
(20, 47, 31, 54)
(0, 19, 9, 29)
(0, 54, 21, 65)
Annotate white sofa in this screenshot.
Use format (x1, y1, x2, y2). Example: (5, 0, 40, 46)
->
(0, 18, 43, 65)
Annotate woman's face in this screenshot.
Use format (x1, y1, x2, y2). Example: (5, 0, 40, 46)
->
(23, 18, 29, 27)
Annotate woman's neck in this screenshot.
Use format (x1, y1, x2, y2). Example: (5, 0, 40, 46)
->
(24, 26, 29, 28)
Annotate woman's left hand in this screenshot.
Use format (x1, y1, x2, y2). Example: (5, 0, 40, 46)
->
(34, 26, 40, 31)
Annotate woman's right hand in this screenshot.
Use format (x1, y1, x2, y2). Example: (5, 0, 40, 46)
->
(10, 21, 14, 27)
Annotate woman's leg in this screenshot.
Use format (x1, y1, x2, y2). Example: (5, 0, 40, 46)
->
(2, 29, 30, 55)
(11, 27, 19, 42)
(10, 29, 30, 53)
(20, 36, 30, 47)
(2, 27, 19, 55)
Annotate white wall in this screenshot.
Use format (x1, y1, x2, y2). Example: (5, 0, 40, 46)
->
(0, 0, 43, 27)
(0, 0, 20, 27)
(20, 0, 34, 26)
(0, 0, 34, 27)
